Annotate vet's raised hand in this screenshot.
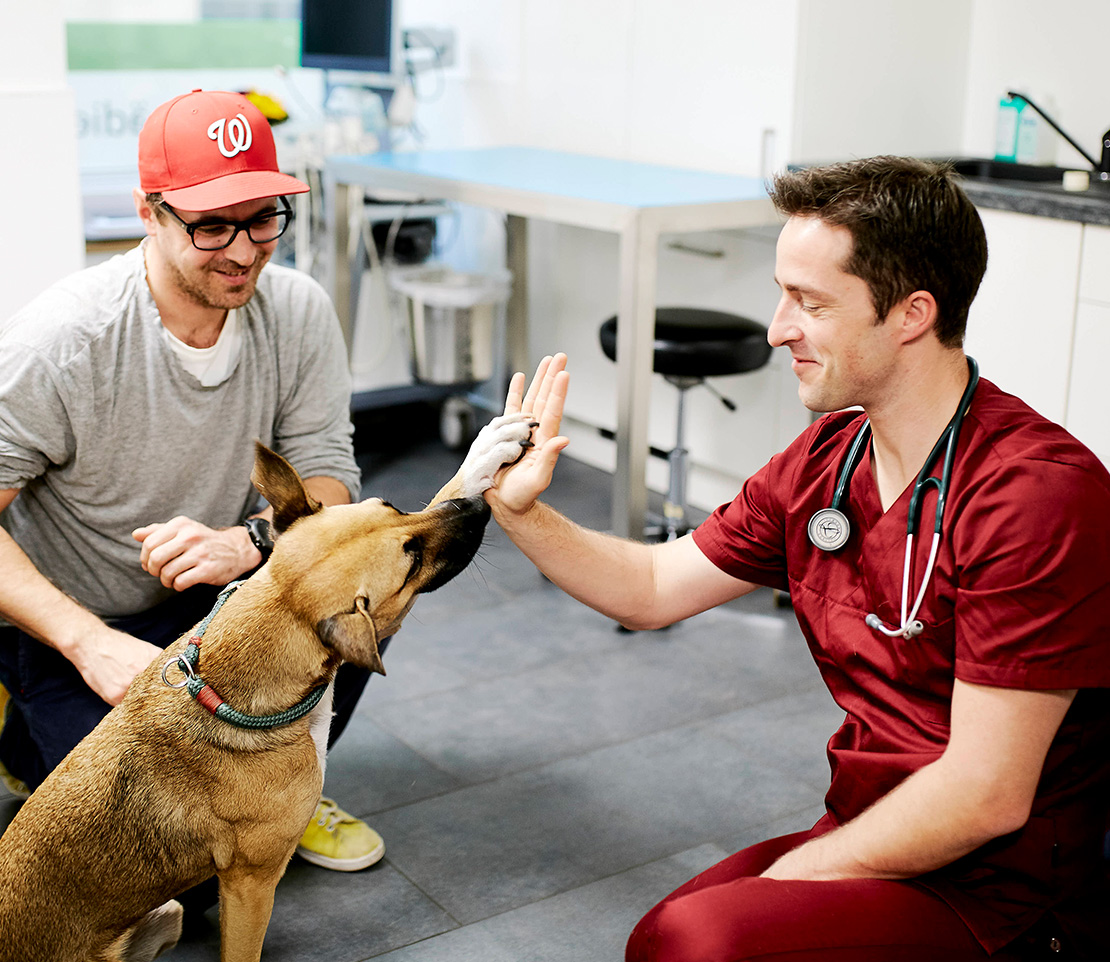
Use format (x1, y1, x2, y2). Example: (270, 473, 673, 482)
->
(133, 516, 261, 591)
(458, 413, 538, 497)
(486, 354, 570, 516)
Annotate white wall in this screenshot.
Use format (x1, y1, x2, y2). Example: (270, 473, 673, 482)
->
(0, 2, 84, 319)
(962, 0, 1110, 168)
(406, 0, 799, 176)
(792, 0, 973, 164)
(63, 0, 201, 18)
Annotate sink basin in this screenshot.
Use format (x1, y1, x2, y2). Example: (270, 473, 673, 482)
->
(948, 158, 1075, 183)
(946, 158, 1110, 196)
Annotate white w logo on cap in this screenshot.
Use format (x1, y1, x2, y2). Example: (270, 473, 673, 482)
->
(207, 114, 253, 158)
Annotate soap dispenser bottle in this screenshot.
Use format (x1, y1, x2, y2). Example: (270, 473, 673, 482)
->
(994, 92, 1022, 163)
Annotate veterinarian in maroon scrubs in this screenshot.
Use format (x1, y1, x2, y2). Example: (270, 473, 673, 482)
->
(483, 158, 1110, 960)
(0, 90, 382, 878)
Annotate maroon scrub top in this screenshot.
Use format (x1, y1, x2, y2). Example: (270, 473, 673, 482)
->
(694, 377, 1110, 954)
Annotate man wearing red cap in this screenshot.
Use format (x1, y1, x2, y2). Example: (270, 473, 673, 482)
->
(0, 90, 381, 880)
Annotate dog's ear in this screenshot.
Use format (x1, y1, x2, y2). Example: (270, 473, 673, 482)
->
(316, 597, 386, 676)
(250, 441, 323, 533)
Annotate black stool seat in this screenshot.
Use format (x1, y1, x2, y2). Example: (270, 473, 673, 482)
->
(599, 307, 771, 378)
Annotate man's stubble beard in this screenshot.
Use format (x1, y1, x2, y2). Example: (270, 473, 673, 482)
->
(166, 255, 266, 311)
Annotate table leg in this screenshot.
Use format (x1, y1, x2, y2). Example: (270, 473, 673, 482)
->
(328, 180, 354, 356)
(469, 213, 527, 418)
(613, 217, 657, 540)
(505, 214, 530, 380)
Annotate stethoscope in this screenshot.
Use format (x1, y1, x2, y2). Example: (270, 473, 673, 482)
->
(806, 357, 979, 640)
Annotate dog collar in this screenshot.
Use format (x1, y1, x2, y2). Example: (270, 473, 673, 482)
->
(161, 581, 328, 729)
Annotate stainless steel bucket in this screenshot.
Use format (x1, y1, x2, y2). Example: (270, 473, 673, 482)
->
(389, 265, 512, 385)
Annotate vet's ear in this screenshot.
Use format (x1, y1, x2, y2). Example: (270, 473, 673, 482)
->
(250, 441, 323, 533)
(316, 597, 386, 676)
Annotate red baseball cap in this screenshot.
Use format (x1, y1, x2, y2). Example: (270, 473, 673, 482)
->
(138, 89, 309, 211)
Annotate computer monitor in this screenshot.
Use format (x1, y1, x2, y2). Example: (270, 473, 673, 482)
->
(300, 0, 402, 88)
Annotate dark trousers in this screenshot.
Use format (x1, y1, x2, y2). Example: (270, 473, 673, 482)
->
(0, 584, 374, 791)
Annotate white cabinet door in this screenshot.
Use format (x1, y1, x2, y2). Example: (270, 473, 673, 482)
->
(1065, 225, 1110, 467)
(1065, 301, 1110, 466)
(964, 209, 1083, 424)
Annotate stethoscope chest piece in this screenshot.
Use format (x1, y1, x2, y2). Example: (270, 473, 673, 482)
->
(808, 507, 851, 552)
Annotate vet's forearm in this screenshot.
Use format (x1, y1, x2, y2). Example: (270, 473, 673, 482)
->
(492, 500, 658, 627)
(762, 759, 1007, 881)
(762, 682, 1075, 881)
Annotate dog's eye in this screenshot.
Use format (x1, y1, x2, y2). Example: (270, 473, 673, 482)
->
(402, 536, 424, 586)
(365, 497, 406, 514)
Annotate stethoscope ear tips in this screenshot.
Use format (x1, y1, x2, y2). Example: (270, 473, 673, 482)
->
(864, 613, 882, 630)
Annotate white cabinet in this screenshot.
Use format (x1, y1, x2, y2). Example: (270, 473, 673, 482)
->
(1065, 225, 1110, 464)
(964, 209, 1083, 425)
(966, 211, 1110, 469)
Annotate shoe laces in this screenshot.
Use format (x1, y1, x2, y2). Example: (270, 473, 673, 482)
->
(314, 798, 349, 833)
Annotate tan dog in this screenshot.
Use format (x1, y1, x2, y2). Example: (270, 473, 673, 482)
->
(0, 415, 533, 962)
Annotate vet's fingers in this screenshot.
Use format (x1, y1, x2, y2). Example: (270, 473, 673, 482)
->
(503, 371, 527, 416)
(521, 355, 555, 415)
(532, 370, 569, 446)
(529, 353, 567, 427)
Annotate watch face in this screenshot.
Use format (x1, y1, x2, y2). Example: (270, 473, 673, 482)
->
(245, 519, 274, 552)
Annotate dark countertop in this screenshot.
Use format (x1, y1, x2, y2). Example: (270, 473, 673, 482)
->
(956, 177, 1110, 227)
(793, 158, 1110, 227)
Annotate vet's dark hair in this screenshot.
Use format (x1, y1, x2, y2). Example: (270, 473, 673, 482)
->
(768, 156, 987, 347)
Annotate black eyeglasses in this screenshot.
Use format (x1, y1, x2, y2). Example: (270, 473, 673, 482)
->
(158, 198, 293, 251)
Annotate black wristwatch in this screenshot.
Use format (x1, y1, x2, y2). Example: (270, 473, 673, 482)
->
(241, 518, 275, 562)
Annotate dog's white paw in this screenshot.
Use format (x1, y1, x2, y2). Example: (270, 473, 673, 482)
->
(459, 413, 537, 496)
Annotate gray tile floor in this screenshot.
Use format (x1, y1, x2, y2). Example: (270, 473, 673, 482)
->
(0, 406, 842, 961)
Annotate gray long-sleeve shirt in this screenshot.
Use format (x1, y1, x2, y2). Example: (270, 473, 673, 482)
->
(0, 243, 360, 619)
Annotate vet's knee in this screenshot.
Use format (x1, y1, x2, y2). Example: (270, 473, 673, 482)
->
(627, 897, 726, 962)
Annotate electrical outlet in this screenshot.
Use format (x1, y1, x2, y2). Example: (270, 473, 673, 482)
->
(403, 26, 457, 71)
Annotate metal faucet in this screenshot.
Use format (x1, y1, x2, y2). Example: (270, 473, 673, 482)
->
(1007, 91, 1110, 181)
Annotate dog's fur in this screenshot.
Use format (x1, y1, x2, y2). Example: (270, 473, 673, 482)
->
(0, 415, 533, 962)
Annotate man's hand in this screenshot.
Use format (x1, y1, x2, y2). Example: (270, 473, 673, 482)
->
(485, 353, 571, 516)
(67, 625, 164, 706)
(133, 516, 259, 591)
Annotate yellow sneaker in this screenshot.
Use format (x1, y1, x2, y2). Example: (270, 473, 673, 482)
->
(295, 797, 384, 871)
(0, 684, 31, 800)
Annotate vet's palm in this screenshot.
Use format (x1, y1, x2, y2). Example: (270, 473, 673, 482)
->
(487, 355, 570, 515)
(490, 436, 566, 514)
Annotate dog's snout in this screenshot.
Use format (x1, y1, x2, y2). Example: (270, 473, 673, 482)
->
(419, 496, 491, 593)
(426, 496, 491, 543)
(439, 494, 491, 515)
